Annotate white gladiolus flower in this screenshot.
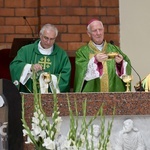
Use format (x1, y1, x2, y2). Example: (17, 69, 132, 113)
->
(55, 116, 62, 123)
(32, 117, 40, 124)
(55, 117, 62, 134)
(56, 120, 62, 128)
(42, 137, 55, 150)
(39, 130, 46, 139)
(80, 134, 85, 143)
(33, 112, 38, 118)
(22, 129, 28, 136)
(37, 109, 41, 114)
(32, 124, 42, 135)
(50, 130, 54, 137)
(40, 113, 44, 119)
(25, 136, 32, 144)
(31, 131, 39, 141)
(41, 119, 47, 126)
(60, 139, 71, 149)
(68, 145, 78, 150)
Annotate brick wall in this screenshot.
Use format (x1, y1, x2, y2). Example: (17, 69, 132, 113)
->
(0, 0, 119, 53)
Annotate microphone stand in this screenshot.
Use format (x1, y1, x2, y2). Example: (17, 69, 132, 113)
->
(131, 66, 144, 91)
(109, 41, 144, 92)
(23, 16, 35, 37)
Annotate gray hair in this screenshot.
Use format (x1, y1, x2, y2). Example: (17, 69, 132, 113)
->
(87, 24, 91, 32)
(40, 24, 58, 37)
(87, 20, 104, 33)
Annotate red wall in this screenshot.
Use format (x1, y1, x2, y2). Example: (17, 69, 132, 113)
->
(0, 0, 119, 51)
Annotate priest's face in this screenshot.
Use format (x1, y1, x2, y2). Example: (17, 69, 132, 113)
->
(87, 21, 104, 45)
(40, 29, 57, 49)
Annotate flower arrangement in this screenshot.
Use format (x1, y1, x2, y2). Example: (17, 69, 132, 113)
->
(21, 72, 115, 150)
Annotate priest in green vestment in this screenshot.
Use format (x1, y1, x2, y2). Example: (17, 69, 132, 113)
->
(74, 19, 131, 92)
(10, 24, 71, 93)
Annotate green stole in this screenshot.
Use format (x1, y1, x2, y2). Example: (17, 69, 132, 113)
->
(88, 40, 109, 92)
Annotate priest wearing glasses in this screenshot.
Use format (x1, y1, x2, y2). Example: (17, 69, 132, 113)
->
(10, 24, 71, 93)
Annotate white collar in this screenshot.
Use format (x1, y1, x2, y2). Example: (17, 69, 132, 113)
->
(93, 42, 104, 51)
(38, 41, 53, 55)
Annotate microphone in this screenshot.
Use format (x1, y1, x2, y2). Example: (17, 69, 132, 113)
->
(109, 40, 144, 91)
(23, 16, 34, 37)
(110, 40, 114, 45)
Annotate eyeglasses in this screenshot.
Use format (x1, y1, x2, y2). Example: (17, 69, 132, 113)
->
(42, 35, 56, 42)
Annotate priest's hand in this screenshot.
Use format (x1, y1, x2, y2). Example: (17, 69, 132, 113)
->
(95, 53, 108, 62)
(31, 64, 43, 72)
(115, 54, 123, 64)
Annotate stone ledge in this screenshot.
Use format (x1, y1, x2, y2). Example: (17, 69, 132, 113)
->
(23, 92, 150, 118)
(22, 92, 150, 149)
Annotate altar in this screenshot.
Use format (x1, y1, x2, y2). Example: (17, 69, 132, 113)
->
(23, 92, 150, 149)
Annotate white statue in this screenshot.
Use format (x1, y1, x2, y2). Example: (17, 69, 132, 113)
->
(87, 124, 111, 150)
(115, 119, 146, 150)
(89, 125, 99, 148)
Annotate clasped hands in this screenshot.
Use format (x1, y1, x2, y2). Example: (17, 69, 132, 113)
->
(95, 53, 123, 64)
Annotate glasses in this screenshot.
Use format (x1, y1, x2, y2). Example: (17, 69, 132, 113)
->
(42, 35, 56, 42)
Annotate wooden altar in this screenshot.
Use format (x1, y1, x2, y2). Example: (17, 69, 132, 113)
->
(23, 91, 150, 149)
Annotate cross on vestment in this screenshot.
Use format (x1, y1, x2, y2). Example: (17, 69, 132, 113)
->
(38, 56, 51, 69)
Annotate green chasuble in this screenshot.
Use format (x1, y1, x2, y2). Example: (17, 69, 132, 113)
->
(10, 40, 71, 93)
(74, 41, 131, 92)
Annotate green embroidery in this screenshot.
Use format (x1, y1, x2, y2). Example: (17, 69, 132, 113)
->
(38, 56, 51, 69)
